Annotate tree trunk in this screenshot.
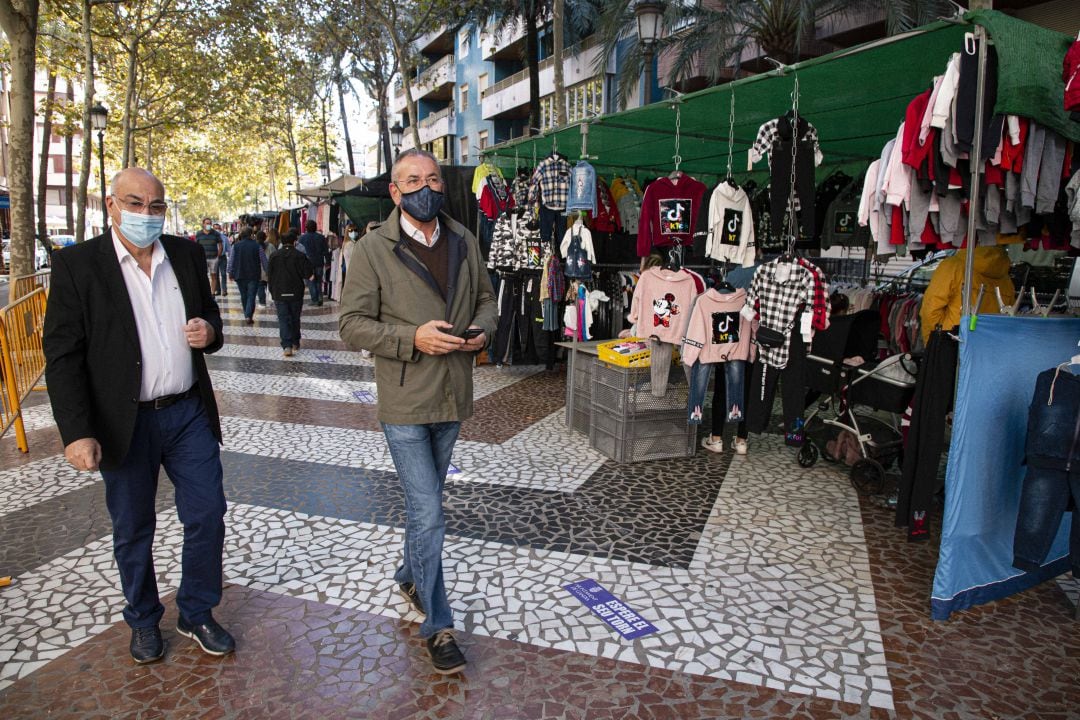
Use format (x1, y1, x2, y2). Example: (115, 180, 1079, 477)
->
(144, 126, 152, 172)
(65, 77, 74, 233)
(320, 94, 331, 179)
(120, 39, 138, 168)
(336, 71, 356, 176)
(380, 87, 392, 174)
(525, 7, 541, 134)
(0, 2, 40, 289)
(76, 0, 94, 244)
(37, 69, 57, 265)
(398, 51, 421, 149)
(553, 0, 565, 127)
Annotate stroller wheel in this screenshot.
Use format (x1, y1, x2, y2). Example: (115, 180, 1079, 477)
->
(797, 442, 819, 468)
(851, 458, 886, 495)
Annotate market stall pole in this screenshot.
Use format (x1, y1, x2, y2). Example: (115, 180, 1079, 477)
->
(961, 24, 989, 320)
(565, 122, 598, 435)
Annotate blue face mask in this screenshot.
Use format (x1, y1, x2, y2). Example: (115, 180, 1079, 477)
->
(117, 209, 165, 248)
(397, 185, 444, 223)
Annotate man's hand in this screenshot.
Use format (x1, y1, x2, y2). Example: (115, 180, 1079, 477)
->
(65, 437, 101, 472)
(184, 318, 215, 349)
(461, 326, 487, 352)
(414, 320, 465, 355)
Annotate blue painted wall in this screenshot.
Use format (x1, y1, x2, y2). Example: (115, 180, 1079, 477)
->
(454, 25, 495, 163)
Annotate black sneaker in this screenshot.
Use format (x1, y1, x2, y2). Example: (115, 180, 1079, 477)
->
(176, 614, 235, 656)
(426, 629, 466, 675)
(130, 625, 165, 664)
(397, 582, 425, 616)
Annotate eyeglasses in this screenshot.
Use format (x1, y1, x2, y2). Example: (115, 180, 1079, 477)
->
(112, 195, 169, 216)
(394, 175, 444, 193)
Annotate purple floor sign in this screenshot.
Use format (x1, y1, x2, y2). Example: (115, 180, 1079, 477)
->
(352, 390, 375, 404)
(564, 580, 658, 640)
(315, 354, 334, 363)
(446, 464, 460, 476)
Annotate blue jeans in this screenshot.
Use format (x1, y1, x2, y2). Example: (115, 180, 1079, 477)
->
(538, 206, 564, 247)
(101, 396, 226, 628)
(381, 421, 460, 638)
(235, 279, 259, 319)
(275, 299, 303, 349)
(686, 360, 746, 426)
(307, 265, 324, 304)
(216, 255, 229, 294)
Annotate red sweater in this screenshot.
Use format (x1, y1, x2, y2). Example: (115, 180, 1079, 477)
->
(1064, 40, 1080, 112)
(636, 175, 707, 257)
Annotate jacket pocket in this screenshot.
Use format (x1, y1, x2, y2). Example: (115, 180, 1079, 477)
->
(400, 360, 407, 386)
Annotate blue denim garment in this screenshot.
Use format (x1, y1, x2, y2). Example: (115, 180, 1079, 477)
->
(566, 160, 597, 214)
(235, 279, 260, 319)
(686, 360, 746, 425)
(382, 421, 461, 638)
(274, 299, 303, 349)
(1012, 367, 1080, 574)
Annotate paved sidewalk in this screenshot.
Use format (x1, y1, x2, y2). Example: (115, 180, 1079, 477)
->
(0, 297, 1076, 719)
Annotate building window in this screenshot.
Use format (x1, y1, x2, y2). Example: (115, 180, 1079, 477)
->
(478, 73, 489, 97)
(460, 84, 469, 111)
(460, 136, 470, 164)
(459, 29, 470, 56)
(478, 130, 489, 150)
(52, 155, 67, 173)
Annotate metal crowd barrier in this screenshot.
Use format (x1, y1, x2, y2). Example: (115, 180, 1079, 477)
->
(9, 269, 51, 301)
(0, 288, 49, 452)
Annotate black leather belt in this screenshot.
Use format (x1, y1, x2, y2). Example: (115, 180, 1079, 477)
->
(139, 385, 198, 410)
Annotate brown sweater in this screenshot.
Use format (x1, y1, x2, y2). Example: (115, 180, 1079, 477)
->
(403, 228, 451, 300)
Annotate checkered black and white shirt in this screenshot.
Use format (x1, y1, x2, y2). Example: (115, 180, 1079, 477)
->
(528, 155, 571, 211)
(748, 117, 824, 169)
(746, 259, 815, 369)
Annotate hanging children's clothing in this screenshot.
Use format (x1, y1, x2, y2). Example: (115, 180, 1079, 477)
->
(636, 174, 708, 258)
(705, 182, 756, 267)
(629, 266, 701, 397)
(566, 160, 598, 214)
(472, 161, 503, 194)
(749, 114, 823, 241)
(489, 210, 542, 272)
(682, 288, 756, 425)
(529, 153, 572, 247)
(560, 218, 596, 280)
(611, 176, 643, 235)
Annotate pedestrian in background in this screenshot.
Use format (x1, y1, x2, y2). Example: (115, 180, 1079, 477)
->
(268, 230, 313, 357)
(212, 223, 229, 296)
(195, 218, 222, 296)
(298, 220, 330, 306)
(229, 227, 266, 324)
(256, 230, 272, 307)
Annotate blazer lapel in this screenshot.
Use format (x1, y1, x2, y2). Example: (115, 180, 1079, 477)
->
(96, 231, 140, 349)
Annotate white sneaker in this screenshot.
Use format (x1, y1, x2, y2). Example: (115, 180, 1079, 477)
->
(734, 438, 749, 455)
(701, 436, 723, 454)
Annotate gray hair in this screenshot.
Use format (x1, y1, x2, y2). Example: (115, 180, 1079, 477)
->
(391, 149, 440, 183)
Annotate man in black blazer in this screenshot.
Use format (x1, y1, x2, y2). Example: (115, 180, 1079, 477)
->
(43, 167, 234, 664)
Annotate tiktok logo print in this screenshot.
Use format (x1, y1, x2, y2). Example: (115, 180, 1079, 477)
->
(711, 311, 741, 344)
(722, 208, 742, 245)
(658, 198, 691, 235)
(653, 293, 680, 328)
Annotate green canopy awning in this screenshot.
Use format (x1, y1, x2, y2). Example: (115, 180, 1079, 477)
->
(482, 11, 1079, 181)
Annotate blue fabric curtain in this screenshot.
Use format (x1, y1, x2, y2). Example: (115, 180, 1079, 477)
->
(932, 314, 1080, 620)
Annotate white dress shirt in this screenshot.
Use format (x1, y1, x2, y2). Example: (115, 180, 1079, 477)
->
(112, 233, 195, 401)
(399, 214, 441, 247)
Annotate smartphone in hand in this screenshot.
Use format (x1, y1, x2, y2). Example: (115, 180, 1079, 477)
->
(460, 328, 483, 339)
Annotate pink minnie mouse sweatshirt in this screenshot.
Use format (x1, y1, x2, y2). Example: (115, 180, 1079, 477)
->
(628, 267, 700, 345)
(681, 288, 757, 366)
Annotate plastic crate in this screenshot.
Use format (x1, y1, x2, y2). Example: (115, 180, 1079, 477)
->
(565, 393, 591, 435)
(588, 410, 696, 463)
(592, 361, 688, 416)
(571, 355, 595, 392)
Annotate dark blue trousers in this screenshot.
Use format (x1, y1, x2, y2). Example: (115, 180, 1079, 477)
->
(275, 299, 303, 349)
(235, 279, 259, 319)
(101, 395, 226, 629)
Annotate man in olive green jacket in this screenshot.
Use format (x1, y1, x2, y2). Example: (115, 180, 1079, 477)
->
(338, 150, 497, 675)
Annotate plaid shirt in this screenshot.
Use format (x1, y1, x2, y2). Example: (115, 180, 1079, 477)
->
(796, 258, 830, 331)
(749, 117, 824, 168)
(528, 155, 571, 211)
(747, 259, 814, 369)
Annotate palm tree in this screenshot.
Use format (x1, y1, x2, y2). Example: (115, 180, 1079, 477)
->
(597, 0, 956, 107)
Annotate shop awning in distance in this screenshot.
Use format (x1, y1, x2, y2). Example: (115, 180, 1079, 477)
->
(297, 174, 368, 200)
(481, 10, 1079, 180)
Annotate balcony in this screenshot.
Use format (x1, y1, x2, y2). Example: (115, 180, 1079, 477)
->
(481, 19, 527, 61)
(391, 54, 456, 112)
(481, 36, 601, 120)
(416, 25, 454, 55)
(417, 107, 455, 146)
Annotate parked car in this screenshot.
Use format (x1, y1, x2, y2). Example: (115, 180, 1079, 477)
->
(2, 240, 51, 272)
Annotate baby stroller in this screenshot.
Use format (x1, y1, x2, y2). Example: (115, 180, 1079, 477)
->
(795, 310, 919, 495)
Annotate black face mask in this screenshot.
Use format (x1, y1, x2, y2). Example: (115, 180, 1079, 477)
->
(397, 185, 444, 223)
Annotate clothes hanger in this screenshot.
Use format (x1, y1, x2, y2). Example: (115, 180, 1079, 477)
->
(715, 261, 735, 292)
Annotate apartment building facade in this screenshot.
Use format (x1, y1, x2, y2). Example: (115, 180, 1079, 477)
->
(0, 68, 105, 242)
(391, 18, 621, 165)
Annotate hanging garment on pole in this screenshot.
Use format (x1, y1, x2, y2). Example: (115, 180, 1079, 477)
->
(560, 220, 596, 280)
(705, 182, 756, 267)
(636, 175, 708, 257)
(750, 115, 822, 242)
(565, 160, 597, 214)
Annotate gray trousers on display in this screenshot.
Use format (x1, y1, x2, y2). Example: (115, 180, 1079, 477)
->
(650, 339, 674, 398)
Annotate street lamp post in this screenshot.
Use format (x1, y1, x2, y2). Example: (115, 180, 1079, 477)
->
(390, 121, 403, 158)
(285, 180, 295, 205)
(318, 162, 329, 185)
(90, 104, 109, 230)
(635, 1, 666, 107)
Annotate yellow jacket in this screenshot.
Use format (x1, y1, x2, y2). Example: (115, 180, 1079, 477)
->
(920, 246, 1015, 342)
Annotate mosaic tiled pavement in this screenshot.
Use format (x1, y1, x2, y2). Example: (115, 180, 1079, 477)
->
(1, 297, 1078, 719)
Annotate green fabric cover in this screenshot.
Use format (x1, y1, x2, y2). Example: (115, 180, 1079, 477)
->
(968, 10, 1080, 143)
(336, 196, 396, 230)
(484, 11, 1079, 179)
